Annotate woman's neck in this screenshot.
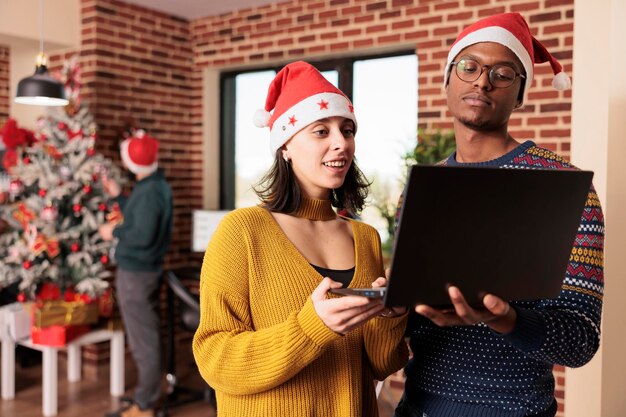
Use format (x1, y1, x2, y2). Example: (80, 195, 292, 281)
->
(292, 196, 337, 221)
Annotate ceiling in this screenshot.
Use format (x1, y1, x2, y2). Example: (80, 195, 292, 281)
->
(122, 0, 276, 20)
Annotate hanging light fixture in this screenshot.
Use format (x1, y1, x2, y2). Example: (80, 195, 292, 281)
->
(14, 0, 68, 106)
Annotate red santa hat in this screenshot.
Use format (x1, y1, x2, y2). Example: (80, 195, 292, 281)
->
(119, 130, 159, 175)
(253, 61, 357, 155)
(444, 12, 571, 105)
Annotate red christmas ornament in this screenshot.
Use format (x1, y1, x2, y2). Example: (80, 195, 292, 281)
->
(57, 121, 67, 130)
(38, 189, 47, 197)
(100, 255, 109, 264)
(72, 203, 82, 213)
(22, 156, 31, 164)
(23, 260, 32, 270)
(17, 292, 26, 303)
(98, 203, 107, 212)
(9, 180, 24, 195)
(83, 184, 92, 193)
(70, 242, 80, 252)
(41, 205, 58, 222)
(87, 148, 96, 157)
(92, 173, 99, 182)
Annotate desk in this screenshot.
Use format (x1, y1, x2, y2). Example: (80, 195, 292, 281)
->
(1, 328, 125, 416)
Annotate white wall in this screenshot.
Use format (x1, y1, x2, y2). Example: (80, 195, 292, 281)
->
(569, 0, 626, 415)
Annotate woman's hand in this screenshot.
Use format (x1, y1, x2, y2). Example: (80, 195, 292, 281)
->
(312, 277, 385, 335)
(372, 276, 407, 317)
(415, 286, 517, 334)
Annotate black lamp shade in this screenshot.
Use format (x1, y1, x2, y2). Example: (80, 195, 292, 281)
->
(15, 64, 69, 106)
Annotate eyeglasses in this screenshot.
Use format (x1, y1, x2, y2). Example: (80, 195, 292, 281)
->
(450, 58, 526, 88)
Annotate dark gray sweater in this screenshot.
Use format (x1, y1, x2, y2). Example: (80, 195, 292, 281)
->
(113, 170, 172, 271)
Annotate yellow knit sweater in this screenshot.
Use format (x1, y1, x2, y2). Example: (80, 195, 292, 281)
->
(192, 201, 408, 417)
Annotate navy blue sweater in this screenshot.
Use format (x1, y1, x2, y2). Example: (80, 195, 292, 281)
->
(401, 141, 604, 417)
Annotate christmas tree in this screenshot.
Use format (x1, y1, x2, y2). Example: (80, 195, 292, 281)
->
(0, 57, 123, 299)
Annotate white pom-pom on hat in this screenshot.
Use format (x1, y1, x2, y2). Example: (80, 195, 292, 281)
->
(253, 108, 271, 128)
(552, 72, 571, 91)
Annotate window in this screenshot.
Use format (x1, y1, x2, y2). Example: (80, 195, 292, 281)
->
(220, 53, 417, 241)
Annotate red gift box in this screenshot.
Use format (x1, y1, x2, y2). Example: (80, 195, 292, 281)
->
(31, 324, 90, 347)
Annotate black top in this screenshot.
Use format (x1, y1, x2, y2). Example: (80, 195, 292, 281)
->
(311, 264, 355, 287)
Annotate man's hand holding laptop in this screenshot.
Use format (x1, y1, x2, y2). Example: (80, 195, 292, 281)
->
(415, 286, 518, 334)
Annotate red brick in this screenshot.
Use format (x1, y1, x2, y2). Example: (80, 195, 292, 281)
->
(320, 32, 339, 40)
(478, 7, 506, 17)
(530, 12, 562, 23)
(546, 0, 574, 6)
(407, 5, 430, 16)
(330, 41, 350, 51)
(435, 2, 459, 11)
(528, 91, 559, 100)
(405, 30, 429, 40)
(448, 11, 474, 21)
(392, 0, 414, 6)
(343, 28, 362, 37)
(355, 14, 375, 23)
(354, 38, 375, 48)
(433, 26, 459, 36)
(540, 129, 570, 137)
(392, 19, 416, 30)
(528, 116, 558, 125)
(419, 16, 443, 24)
(341, 6, 362, 16)
(543, 23, 574, 35)
(366, 2, 388, 12)
(366, 24, 388, 34)
(379, 34, 402, 44)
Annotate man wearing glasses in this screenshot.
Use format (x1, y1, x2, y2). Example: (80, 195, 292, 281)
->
(395, 13, 604, 417)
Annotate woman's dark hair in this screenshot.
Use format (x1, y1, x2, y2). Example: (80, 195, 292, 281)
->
(254, 149, 371, 215)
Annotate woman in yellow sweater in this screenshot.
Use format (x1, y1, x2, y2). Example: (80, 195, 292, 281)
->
(193, 61, 408, 417)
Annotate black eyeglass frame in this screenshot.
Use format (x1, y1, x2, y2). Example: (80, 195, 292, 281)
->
(450, 59, 526, 88)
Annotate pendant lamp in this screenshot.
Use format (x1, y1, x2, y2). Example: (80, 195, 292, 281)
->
(14, 0, 68, 106)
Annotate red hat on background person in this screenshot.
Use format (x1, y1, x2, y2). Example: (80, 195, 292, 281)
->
(253, 61, 357, 155)
(119, 130, 159, 175)
(444, 12, 571, 106)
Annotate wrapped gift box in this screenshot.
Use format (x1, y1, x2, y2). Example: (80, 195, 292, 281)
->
(31, 324, 90, 347)
(32, 300, 99, 328)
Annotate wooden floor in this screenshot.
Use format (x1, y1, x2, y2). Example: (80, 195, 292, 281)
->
(1, 346, 404, 417)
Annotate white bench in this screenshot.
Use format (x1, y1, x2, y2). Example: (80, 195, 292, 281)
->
(1, 328, 125, 416)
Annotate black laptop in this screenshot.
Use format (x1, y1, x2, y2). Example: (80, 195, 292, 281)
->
(384, 165, 593, 308)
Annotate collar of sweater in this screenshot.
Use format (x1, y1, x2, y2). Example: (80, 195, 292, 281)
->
(293, 197, 337, 221)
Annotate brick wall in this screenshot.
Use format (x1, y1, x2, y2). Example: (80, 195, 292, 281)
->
(191, 0, 574, 157)
(52, 0, 199, 270)
(17, 0, 572, 412)
(0, 45, 9, 129)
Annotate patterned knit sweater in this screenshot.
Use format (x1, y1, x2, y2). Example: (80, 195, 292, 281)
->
(193, 199, 409, 417)
(401, 141, 604, 417)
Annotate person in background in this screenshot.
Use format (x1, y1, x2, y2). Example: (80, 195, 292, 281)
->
(193, 61, 408, 417)
(395, 13, 604, 417)
(99, 131, 173, 417)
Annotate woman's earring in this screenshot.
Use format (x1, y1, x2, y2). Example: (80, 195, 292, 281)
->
(283, 157, 290, 168)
